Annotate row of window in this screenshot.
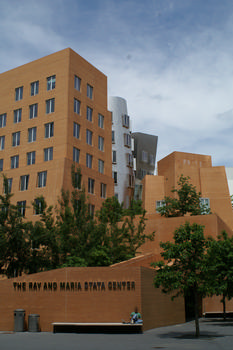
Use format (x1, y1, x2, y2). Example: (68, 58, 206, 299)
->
(112, 131, 131, 148)
(15, 75, 93, 102)
(156, 198, 210, 213)
(112, 171, 134, 187)
(72, 147, 105, 174)
(112, 150, 133, 167)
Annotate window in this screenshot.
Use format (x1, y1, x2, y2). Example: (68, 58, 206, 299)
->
(73, 122, 80, 139)
(74, 98, 80, 114)
(12, 132, 20, 147)
(14, 109, 22, 123)
(0, 113, 6, 128)
(86, 129, 93, 145)
(27, 151, 36, 165)
(73, 147, 80, 163)
(15, 86, 23, 101)
(34, 198, 43, 215)
(122, 114, 130, 128)
(88, 178, 95, 194)
(47, 75, 56, 90)
(112, 130, 115, 143)
(100, 183, 106, 199)
(37, 171, 47, 188)
(98, 114, 104, 128)
(31, 81, 39, 96)
(98, 136, 104, 151)
(124, 133, 131, 148)
(46, 98, 55, 114)
(149, 154, 155, 166)
(17, 201, 26, 217)
(28, 127, 37, 143)
(112, 150, 117, 163)
(142, 150, 148, 162)
(20, 175, 29, 191)
(200, 198, 210, 214)
(113, 171, 117, 184)
(98, 159, 104, 174)
(4, 178, 12, 194)
(74, 75, 81, 91)
(87, 84, 93, 99)
(44, 147, 53, 161)
(140, 168, 147, 179)
(45, 122, 54, 138)
(0, 159, 3, 171)
(128, 174, 134, 188)
(73, 171, 81, 189)
(11, 155, 19, 169)
(29, 103, 38, 119)
(156, 200, 165, 213)
(127, 153, 133, 167)
(0, 136, 5, 150)
(86, 106, 93, 121)
(88, 204, 95, 218)
(86, 153, 92, 168)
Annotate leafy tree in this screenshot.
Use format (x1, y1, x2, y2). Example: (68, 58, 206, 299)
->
(157, 175, 211, 217)
(205, 231, 233, 320)
(152, 222, 209, 337)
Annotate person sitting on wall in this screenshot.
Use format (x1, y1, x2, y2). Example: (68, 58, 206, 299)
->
(130, 308, 143, 324)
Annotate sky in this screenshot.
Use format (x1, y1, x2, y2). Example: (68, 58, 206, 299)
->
(1, 0, 233, 166)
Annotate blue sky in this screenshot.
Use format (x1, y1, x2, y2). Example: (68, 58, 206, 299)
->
(1, 0, 233, 166)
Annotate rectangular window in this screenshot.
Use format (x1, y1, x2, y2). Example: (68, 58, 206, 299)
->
(12, 131, 20, 147)
(73, 172, 81, 189)
(98, 136, 104, 151)
(4, 178, 12, 194)
(11, 155, 19, 169)
(17, 201, 26, 217)
(88, 178, 95, 194)
(74, 75, 81, 91)
(156, 200, 165, 213)
(74, 98, 80, 114)
(27, 151, 36, 165)
(149, 154, 155, 166)
(46, 98, 55, 114)
(86, 153, 92, 168)
(88, 204, 95, 218)
(128, 174, 134, 188)
(112, 150, 117, 163)
(14, 109, 22, 123)
(86, 106, 93, 122)
(20, 175, 29, 191)
(45, 122, 54, 138)
(142, 150, 148, 162)
(0, 159, 3, 171)
(87, 84, 93, 99)
(98, 159, 104, 174)
(73, 122, 80, 139)
(140, 168, 147, 179)
(34, 198, 43, 215)
(112, 130, 115, 143)
(0, 136, 5, 150)
(31, 81, 39, 96)
(124, 133, 131, 148)
(98, 114, 104, 128)
(15, 86, 23, 101)
(29, 103, 38, 119)
(100, 183, 107, 199)
(37, 171, 47, 188)
(47, 75, 56, 90)
(0, 113, 6, 128)
(113, 171, 117, 184)
(200, 198, 210, 214)
(122, 114, 130, 128)
(127, 153, 133, 167)
(86, 129, 93, 145)
(44, 147, 53, 161)
(73, 147, 80, 163)
(28, 127, 37, 143)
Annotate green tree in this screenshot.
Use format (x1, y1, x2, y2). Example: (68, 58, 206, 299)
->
(152, 222, 209, 337)
(205, 231, 233, 320)
(157, 175, 211, 217)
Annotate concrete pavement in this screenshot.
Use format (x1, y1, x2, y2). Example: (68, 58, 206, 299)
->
(0, 318, 232, 350)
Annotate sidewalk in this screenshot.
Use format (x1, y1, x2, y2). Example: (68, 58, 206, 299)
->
(0, 318, 232, 350)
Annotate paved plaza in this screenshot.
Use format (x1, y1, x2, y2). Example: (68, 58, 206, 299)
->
(0, 318, 233, 350)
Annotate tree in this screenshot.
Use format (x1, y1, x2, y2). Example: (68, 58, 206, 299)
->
(157, 175, 211, 217)
(152, 222, 209, 337)
(205, 231, 233, 320)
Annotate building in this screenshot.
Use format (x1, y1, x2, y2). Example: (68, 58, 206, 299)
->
(108, 96, 134, 207)
(0, 48, 114, 220)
